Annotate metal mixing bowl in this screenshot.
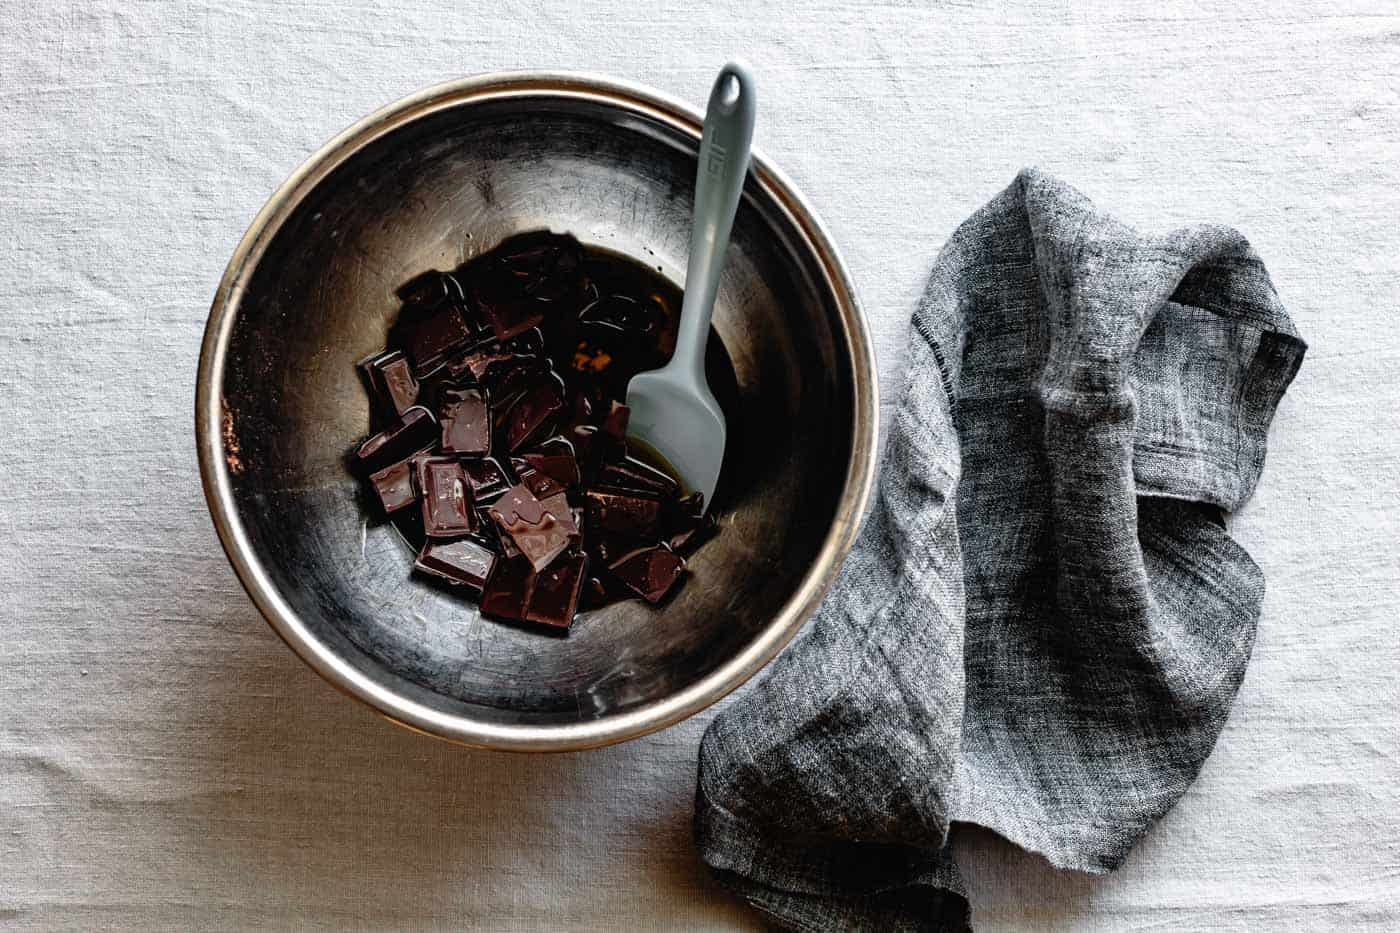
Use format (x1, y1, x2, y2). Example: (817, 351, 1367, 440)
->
(196, 72, 877, 751)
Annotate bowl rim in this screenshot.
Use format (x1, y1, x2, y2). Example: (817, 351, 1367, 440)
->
(195, 70, 879, 752)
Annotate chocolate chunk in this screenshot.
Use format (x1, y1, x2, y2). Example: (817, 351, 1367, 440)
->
(448, 346, 522, 382)
(598, 455, 679, 498)
(608, 545, 685, 604)
(601, 401, 629, 442)
(359, 350, 420, 418)
(571, 392, 594, 424)
(397, 269, 464, 308)
(489, 483, 579, 571)
(480, 554, 535, 622)
(368, 458, 416, 514)
(579, 293, 662, 336)
(664, 491, 714, 552)
(586, 488, 661, 539)
(481, 354, 551, 401)
(525, 550, 588, 628)
(505, 381, 565, 452)
(415, 538, 496, 593)
(471, 270, 546, 341)
(520, 437, 581, 488)
(580, 574, 612, 610)
(567, 424, 601, 480)
(397, 299, 476, 375)
(354, 406, 437, 474)
(350, 231, 725, 631)
(462, 457, 511, 503)
(512, 463, 567, 500)
(598, 401, 629, 462)
(439, 386, 491, 455)
(416, 457, 477, 538)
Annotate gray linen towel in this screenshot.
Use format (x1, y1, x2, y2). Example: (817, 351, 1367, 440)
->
(694, 169, 1306, 931)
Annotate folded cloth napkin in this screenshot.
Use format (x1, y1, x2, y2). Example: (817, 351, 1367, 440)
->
(694, 169, 1306, 931)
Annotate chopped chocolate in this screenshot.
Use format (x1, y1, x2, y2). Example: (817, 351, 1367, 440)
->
(397, 269, 462, 308)
(571, 391, 594, 424)
(512, 463, 566, 500)
(586, 488, 662, 539)
(480, 554, 535, 622)
(471, 266, 546, 341)
(439, 386, 492, 455)
(354, 406, 437, 474)
(664, 491, 714, 552)
(601, 401, 629, 445)
(476, 354, 543, 395)
(350, 231, 725, 631)
(415, 537, 496, 592)
(368, 458, 417, 514)
(608, 545, 686, 604)
(489, 482, 579, 571)
(415, 457, 476, 538)
(598, 401, 629, 462)
(462, 457, 512, 503)
(567, 424, 601, 480)
(525, 549, 588, 628)
(579, 293, 662, 336)
(359, 350, 420, 418)
(520, 437, 581, 488)
(580, 574, 611, 610)
(598, 455, 679, 498)
(504, 380, 566, 452)
(399, 303, 475, 375)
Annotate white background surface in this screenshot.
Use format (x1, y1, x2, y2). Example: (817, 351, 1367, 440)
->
(3, 1, 1398, 929)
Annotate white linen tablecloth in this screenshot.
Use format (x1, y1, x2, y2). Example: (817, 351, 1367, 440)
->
(2, 1, 1397, 929)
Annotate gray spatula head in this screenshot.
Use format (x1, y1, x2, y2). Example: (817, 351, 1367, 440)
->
(624, 61, 755, 511)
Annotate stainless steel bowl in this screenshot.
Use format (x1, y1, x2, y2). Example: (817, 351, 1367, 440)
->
(196, 72, 878, 751)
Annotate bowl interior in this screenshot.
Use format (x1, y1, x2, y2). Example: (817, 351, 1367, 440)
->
(214, 88, 863, 740)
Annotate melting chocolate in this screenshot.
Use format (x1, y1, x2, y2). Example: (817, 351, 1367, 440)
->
(350, 230, 724, 631)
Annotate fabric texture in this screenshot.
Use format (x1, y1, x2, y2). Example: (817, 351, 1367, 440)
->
(695, 169, 1307, 931)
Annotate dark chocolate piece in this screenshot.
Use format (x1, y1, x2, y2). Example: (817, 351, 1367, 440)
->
(601, 401, 629, 443)
(485, 360, 555, 415)
(471, 271, 545, 341)
(520, 437, 581, 488)
(489, 483, 579, 571)
(396, 269, 463, 308)
(567, 424, 601, 480)
(525, 550, 587, 628)
(416, 457, 477, 538)
(397, 299, 476, 375)
(439, 386, 492, 455)
(505, 381, 565, 452)
(586, 488, 662, 540)
(359, 350, 420, 418)
(598, 401, 629, 462)
(608, 545, 686, 604)
(480, 554, 535, 621)
(512, 463, 566, 500)
(598, 455, 679, 498)
(462, 457, 511, 504)
(579, 293, 662, 336)
(415, 538, 496, 593)
(368, 458, 416, 514)
(580, 574, 611, 610)
(665, 491, 714, 552)
(351, 231, 724, 631)
(354, 406, 437, 474)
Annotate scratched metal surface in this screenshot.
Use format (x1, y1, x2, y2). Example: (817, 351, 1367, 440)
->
(2, 1, 1398, 930)
(213, 95, 859, 728)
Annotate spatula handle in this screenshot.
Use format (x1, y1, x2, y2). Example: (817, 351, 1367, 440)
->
(673, 61, 755, 378)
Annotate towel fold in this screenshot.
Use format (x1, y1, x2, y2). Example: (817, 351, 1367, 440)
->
(695, 169, 1306, 931)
